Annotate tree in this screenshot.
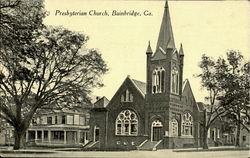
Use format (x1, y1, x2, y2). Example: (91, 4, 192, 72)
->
(196, 51, 249, 148)
(0, 0, 46, 52)
(216, 51, 250, 146)
(196, 55, 227, 149)
(0, 26, 108, 149)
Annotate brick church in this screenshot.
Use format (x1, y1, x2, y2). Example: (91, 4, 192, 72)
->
(89, 1, 201, 150)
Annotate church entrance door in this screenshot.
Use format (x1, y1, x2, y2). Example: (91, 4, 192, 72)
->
(151, 120, 163, 142)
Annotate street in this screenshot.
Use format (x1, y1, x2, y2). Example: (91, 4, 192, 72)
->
(1, 149, 249, 158)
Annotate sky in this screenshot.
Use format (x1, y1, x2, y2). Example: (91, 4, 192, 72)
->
(44, 0, 250, 103)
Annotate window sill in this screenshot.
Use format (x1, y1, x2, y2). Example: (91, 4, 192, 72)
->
(180, 135, 194, 138)
(115, 134, 138, 137)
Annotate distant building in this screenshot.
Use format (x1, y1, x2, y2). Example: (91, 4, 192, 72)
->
(196, 102, 235, 147)
(240, 126, 250, 147)
(2, 107, 91, 147)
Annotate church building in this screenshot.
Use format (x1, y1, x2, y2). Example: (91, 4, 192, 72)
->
(89, 1, 200, 150)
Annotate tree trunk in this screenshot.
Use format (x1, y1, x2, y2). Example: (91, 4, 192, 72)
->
(202, 110, 209, 149)
(13, 128, 25, 150)
(235, 119, 241, 147)
(235, 108, 241, 147)
(202, 127, 209, 149)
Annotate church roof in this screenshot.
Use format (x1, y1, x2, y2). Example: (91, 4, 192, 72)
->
(131, 79, 146, 95)
(196, 102, 206, 112)
(156, 0, 175, 51)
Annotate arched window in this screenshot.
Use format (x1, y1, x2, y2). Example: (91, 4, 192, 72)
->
(152, 67, 165, 94)
(182, 113, 193, 136)
(170, 119, 178, 137)
(115, 110, 138, 135)
(121, 89, 133, 102)
(171, 67, 179, 94)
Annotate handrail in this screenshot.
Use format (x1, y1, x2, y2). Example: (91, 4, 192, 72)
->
(138, 139, 148, 148)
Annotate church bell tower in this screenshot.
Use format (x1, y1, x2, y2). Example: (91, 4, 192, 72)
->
(146, 0, 184, 99)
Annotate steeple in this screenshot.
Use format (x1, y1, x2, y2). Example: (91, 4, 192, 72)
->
(156, 0, 175, 51)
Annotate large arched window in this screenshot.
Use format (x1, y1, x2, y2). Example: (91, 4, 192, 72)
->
(182, 113, 193, 136)
(152, 67, 165, 94)
(170, 119, 178, 137)
(171, 67, 179, 94)
(115, 110, 138, 136)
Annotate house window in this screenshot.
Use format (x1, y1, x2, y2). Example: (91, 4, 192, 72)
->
(121, 89, 133, 102)
(51, 131, 64, 141)
(55, 116, 57, 124)
(115, 110, 138, 136)
(85, 113, 90, 125)
(170, 119, 178, 137)
(44, 131, 48, 141)
(217, 128, 220, 139)
(152, 67, 165, 94)
(79, 116, 85, 125)
(208, 128, 210, 138)
(171, 66, 179, 94)
(242, 136, 246, 141)
(182, 113, 193, 136)
(47, 116, 52, 125)
(62, 115, 66, 124)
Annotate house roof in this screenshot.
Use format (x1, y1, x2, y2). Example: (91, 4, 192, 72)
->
(93, 96, 110, 108)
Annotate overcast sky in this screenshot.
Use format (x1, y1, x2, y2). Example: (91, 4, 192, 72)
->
(44, 0, 250, 103)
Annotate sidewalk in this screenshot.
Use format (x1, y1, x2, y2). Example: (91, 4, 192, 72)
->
(173, 146, 250, 152)
(0, 146, 56, 154)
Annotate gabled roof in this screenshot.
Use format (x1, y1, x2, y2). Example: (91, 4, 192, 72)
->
(131, 78, 146, 95)
(94, 96, 110, 108)
(151, 47, 166, 61)
(156, 0, 175, 51)
(197, 102, 206, 112)
(182, 79, 202, 112)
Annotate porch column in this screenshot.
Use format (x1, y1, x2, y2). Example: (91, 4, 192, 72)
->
(48, 130, 51, 144)
(64, 130, 67, 144)
(84, 132, 87, 144)
(35, 130, 38, 143)
(41, 130, 44, 143)
(26, 131, 28, 142)
(77, 131, 80, 144)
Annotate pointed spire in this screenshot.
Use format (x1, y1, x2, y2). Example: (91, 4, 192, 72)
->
(165, 0, 169, 8)
(179, 43, 184, 56)
(146, 40, 153, 54)
(156, 0, 175, 51)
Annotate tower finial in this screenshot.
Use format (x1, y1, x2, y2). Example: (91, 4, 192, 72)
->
(165, 0, 169, 8)
(146, 40, 153, 54)
(179, 43, 184, 56)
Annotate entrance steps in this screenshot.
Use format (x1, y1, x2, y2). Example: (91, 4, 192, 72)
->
(83, 141, 100, 149)
(137, 140, 162, 151)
